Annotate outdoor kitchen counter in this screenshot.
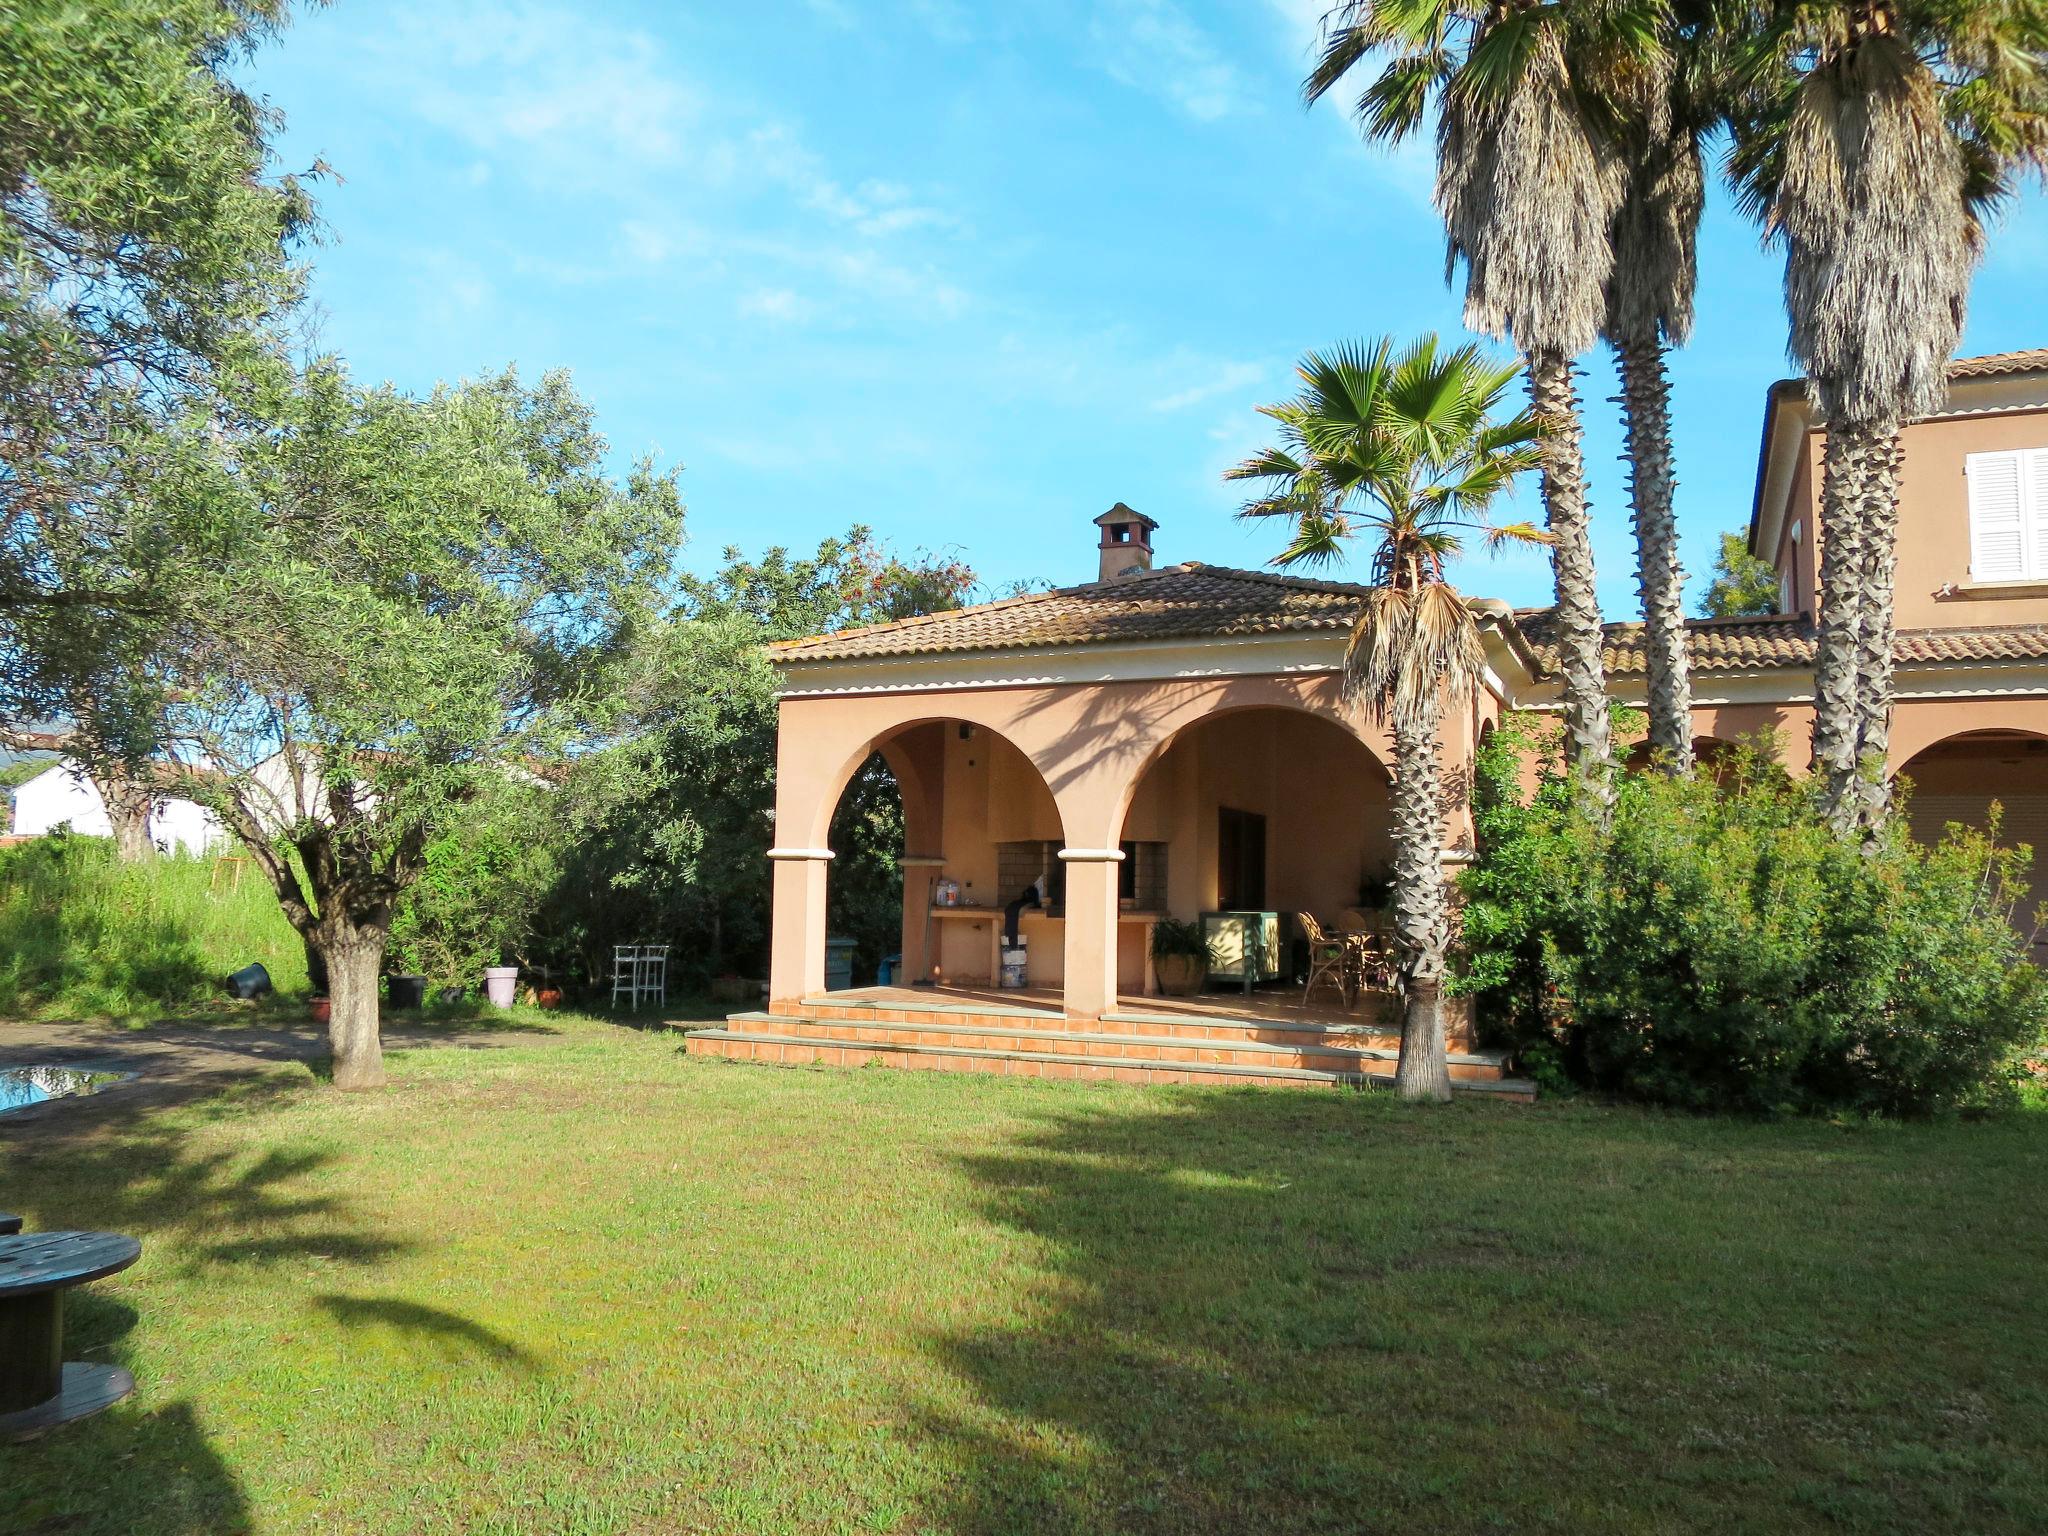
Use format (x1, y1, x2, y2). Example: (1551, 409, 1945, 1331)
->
(926, 907, 1165, 993)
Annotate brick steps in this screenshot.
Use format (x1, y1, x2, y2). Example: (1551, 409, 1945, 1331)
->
(686, 1016, 1535, 1101)
(723, 1012, 1508, 1079)
(770, 996, 1473, 1056)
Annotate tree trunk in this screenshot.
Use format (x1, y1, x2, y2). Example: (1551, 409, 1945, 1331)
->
(1849, 426, 1905, 835)
(1526, 349, 1613, 793)
(1389, 715, 1453, 1104)
(322, 925, 388, 1090)
(1615, 337, 1693, 773)
(1810, 417, 1894, 833)
(89, 763, 156, 862)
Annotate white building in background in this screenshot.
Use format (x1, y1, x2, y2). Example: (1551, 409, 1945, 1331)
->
(8, 757, 227, 855)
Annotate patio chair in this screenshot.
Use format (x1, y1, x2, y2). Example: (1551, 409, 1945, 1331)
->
(1344, 931, 1395, 995)
(639, 945, 670, 1009)
(1294, 913, 1352, 1007)
(610, 945, 641, 1010)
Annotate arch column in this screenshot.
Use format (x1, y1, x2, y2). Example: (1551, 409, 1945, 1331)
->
(1058, 846, 1124, 1020)
(767, 847, 833, 1009)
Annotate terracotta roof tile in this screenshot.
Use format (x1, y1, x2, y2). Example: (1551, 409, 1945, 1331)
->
(1945, 348, 2048, 380)
(771, 563, 1375, 661)
(1513, 608, 2048, 675)
(773, 565, 2048, 677)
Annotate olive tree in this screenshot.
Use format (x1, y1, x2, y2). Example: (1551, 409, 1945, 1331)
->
(154, 351, 682, 1088)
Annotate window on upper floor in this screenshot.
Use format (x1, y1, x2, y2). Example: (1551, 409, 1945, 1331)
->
(1966, 448, 2048, 582)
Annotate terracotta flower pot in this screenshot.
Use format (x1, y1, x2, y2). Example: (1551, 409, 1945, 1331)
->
(1155, 954, 1206, 997)
(309, 997, 332, 1025)
(535, 987, 564, 1010)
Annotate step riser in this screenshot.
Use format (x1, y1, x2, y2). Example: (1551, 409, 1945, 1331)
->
(686, 1036, 1535, 1101)
(754, 1021, 1505, 1080)
(765, 1005, 1469, 1054)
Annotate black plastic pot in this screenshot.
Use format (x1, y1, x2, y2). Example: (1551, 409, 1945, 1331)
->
(226, 962, 272, 1000)
(387, 974, 427, 1009)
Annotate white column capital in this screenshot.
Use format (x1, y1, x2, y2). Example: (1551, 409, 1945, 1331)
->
(766, 847, 836, 861)
(1058, 847, 1127, 862)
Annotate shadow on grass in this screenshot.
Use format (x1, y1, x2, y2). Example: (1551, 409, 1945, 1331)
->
(0, 1290, 252, 1536)
(2, 1075, 409, 1268)
(911, 1090, 1560, 1534)
(0, 1062, 537, 1532)
(911, 1089, 2048, 1535)
(313, 1294, 540, 1369)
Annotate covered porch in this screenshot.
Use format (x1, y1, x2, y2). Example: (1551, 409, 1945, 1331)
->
(763, 663, 1485, 1037)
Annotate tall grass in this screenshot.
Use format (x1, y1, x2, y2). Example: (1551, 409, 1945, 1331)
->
(0, 834, 307, 1020)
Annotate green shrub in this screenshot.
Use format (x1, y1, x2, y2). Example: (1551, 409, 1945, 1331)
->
(1458, 716, 2048, 1115)
(0, 834, 307, 1019)
(389, 780, 560, 986)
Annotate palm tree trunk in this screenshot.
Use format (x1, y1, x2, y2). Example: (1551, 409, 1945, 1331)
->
(1810, 417, 1894, 832)
(1389, 714, 1453, 1104)
(1615, 337, 1693, 772)
(1526, 348, 1612, 791)
(1849, 427, 1905, 834)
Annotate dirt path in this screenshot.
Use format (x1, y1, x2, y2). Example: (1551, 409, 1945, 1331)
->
(0, 1013, 558, 1138)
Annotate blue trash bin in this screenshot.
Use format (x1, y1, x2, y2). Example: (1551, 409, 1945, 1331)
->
(877, 952, 902, 987)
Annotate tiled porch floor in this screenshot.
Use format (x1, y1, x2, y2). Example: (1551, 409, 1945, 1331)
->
(834, 981, 1396, 1029)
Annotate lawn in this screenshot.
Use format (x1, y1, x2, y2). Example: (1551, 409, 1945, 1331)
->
(3, 1012, 2046, 1535)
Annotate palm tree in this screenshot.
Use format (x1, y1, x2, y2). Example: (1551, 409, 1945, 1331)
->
(1306, 0, 1646, 789)
(1228, 336, 1544, 1103)
(1601, 0, 1721, 772)
(1729, 0, 2048, 832)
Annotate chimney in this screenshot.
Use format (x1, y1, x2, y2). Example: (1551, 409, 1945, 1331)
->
(1094, 503, 1158, 583)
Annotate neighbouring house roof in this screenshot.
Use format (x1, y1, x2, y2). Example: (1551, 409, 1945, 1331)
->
(1513, 609, 2048, 676)
(770, 562, 1381, 662)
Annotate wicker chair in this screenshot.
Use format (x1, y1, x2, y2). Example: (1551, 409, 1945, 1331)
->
(1343, 931, 1395, 994)
(1295, 912, 1353, 1007)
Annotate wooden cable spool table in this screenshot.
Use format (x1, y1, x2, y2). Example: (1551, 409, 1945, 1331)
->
(0, 1230, 142, 1441)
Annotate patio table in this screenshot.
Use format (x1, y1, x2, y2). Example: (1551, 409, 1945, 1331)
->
(0, 1229, 142, 1441)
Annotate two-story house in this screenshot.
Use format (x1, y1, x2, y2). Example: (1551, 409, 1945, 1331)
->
(1527, 348, 2048, 935)
(685, 351, 2048, 1093)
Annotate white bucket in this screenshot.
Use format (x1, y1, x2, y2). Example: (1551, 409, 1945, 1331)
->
(999, 941, 1027, 990)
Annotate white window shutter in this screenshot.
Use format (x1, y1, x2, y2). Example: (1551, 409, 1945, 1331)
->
(2029, 449, 2048, 581)
(1968, 450, 2026, 581)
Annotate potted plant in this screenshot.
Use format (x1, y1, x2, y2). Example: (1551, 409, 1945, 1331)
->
(1150, 917, 1215, 997)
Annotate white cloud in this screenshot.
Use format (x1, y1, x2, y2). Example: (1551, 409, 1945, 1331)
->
(909, 0, 974, 44)
(738, 287, 815, 323)
(1150, 360, 1266, 412)
(1090, 0, 1251, 122)
(802, 0, 859, 29)
(1264, 0, 1331, 55)
(412, 249, 494, 321)
(374, 5, 700, 182)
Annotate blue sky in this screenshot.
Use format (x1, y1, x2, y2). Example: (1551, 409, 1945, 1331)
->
(250, 0, 2048, 614)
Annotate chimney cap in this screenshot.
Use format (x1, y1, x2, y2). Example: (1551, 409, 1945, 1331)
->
(1093, 502, 1158, 533)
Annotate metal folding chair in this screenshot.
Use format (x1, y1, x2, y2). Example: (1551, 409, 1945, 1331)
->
(638, 945, 669, 1009)
(611, 945, 641, 1009)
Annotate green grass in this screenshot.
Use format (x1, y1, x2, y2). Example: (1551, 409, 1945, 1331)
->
(0, 837, 307, 1020)
(4, 1013, 2047, 1534)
